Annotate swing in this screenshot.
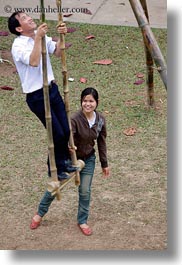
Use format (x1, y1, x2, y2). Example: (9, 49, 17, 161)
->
(129, 0, 167, 106)
(40, 0, 85, 200)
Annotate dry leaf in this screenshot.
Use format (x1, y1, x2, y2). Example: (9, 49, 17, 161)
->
(85, 35, 95, 40)
(63, 14, 73, 17)
(0, 31, 9, 36)
(65, 43, 72, 48)
(134, 79, 144, 85)
(0, 86, 14, 91)
(80, 77, 87, 83)
(67, 27, 77, 33)
(93, 59, 113, 65)
(136, 72, 144, 78)
(123, 127, 137, 136)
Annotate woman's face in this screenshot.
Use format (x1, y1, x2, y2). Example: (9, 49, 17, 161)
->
(82, 94, 97, 114)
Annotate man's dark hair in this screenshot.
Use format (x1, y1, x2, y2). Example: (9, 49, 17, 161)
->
(8, 11, 23, 36)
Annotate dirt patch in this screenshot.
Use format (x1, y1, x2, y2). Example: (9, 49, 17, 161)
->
(0, 24, 167, 250)
(0, 50, 16, 77)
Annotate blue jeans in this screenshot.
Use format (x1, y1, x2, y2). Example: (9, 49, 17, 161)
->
(37, 154, 96, 221)
(26, 82, 70, 175)
(77, 154, 96, 224)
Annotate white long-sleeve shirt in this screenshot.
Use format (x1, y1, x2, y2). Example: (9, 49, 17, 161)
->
(11, 32, 56, 94)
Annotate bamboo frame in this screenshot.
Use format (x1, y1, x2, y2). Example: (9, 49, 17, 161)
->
(56, 0, 84, 186)
(139, 0, 154, 106)
(129, 0, 167, 91)
(40, 0, 61, 200)
(47, 159, 85, 196)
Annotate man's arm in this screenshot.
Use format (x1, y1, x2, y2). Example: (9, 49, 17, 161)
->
(29, 23, 48, 67)
(54, 23, 67, 58)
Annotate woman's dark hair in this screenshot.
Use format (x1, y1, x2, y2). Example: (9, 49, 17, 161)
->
(81, 87, 99, 107)
(8, 11, 23, 36)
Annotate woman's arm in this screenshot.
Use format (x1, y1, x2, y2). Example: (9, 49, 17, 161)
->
(102, 167, 110, 178)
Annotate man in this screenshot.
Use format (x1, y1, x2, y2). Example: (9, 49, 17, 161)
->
(8, 11, 77, 180)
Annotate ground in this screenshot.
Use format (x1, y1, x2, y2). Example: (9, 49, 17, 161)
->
(0, 21, 167, 250)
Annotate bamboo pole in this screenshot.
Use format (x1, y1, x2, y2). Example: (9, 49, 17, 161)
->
(47, 159, 85, 196)
(129, 0, 167, 90)
(56, 0, 84, 186)
(40, 0, 61, 200)
(139, 0, 154, 106)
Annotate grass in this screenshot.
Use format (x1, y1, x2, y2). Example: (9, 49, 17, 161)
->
(0, 17, 167, 249)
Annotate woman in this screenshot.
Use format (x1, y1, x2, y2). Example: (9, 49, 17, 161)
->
(71, 87, 110, 236)
(30, 87, 110, 236)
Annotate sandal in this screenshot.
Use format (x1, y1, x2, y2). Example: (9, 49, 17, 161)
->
(77, 224, 92, 236)
(30, 213, 41, 229)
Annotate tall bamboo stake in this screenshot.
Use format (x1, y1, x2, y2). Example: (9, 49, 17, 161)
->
(129, 0, 167, 90)
(40, 0, 61, 200)
(56, 0, 84, 186)
(140, 0, 154, 106)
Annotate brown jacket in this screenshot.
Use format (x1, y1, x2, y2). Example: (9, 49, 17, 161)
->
(71, 110, 108, 168)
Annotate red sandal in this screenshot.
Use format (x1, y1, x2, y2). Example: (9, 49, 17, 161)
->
(30, 213, 41, 229)
(77, 224, 92, 236)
